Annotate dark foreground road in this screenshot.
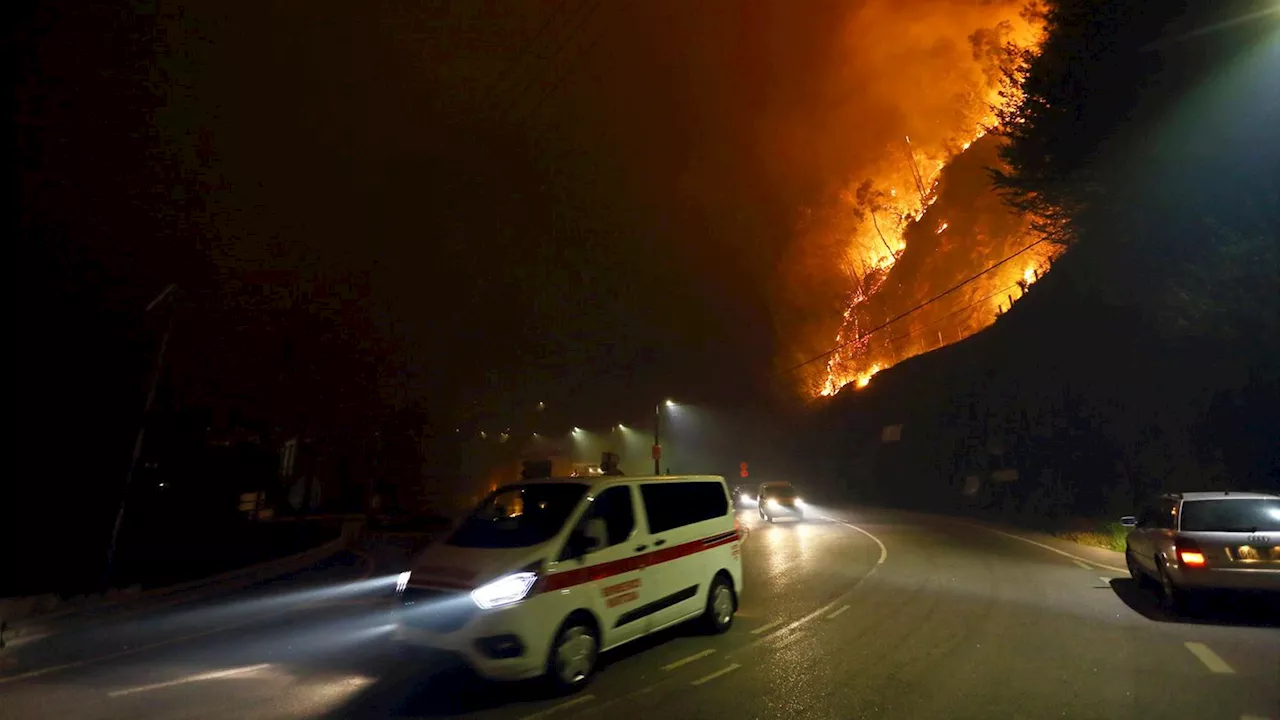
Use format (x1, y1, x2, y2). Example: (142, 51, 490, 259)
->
(2, 507, 1277, 720)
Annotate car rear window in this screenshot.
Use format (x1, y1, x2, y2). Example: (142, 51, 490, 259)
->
(641, 482, 729, 534)
(1179, 499, 1280, 532)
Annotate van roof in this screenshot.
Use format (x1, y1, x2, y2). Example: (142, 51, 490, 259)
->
(513, 474, 726, 489)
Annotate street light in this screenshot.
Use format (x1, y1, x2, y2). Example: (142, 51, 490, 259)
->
(653, 399, 681, 475)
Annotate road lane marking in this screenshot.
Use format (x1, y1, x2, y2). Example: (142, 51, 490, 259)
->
(774, 632, 807, 650)
(1073, 560, 1092, 570)
(973, 525, 1126, 573)
(827, 604, 851, 620)
(1096, 576, 1115, 588)
(820, 516, 888, 564)
(750, 620, 784, 635)
(661, 649, 716, 671)
(690, 663, 741, 686)
(517, 694, 596, 720)
(1184, 642, 1235, 674)
(107, 663, 271, 697)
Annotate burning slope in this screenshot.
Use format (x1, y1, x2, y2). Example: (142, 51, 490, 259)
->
(818, 135, 1063, 396)
(772, 0, 1062, 397)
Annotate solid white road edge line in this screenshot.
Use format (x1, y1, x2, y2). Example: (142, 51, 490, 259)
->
(974, 525, 1127, 573)
(1184, 642, 1235, 674)
(820, 515, 888, 565)
(517, 694, 596, 720)
(662, 649, 716, 671)
(690, 663, 741, 686)
(827, 604, 851, 620)
(1072, 560, 1092, 570)
(107, 663, 271, 697)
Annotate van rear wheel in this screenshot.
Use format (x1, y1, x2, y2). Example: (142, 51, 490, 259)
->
(702, 575, 735, 634)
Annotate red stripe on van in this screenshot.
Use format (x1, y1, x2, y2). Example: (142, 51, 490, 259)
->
(542, 529, 739, 592)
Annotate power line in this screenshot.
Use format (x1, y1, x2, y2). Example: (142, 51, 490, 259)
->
(879, 281, 1022, 349)
(782, 236, 1049, 375)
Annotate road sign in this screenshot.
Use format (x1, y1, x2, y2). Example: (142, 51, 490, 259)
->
(739, 461, 749, 478)
(652, 444, 662, 460)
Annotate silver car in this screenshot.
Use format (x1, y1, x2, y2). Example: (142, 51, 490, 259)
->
(1122, 491, 1280, 611)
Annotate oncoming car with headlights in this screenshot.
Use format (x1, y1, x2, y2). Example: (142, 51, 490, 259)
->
(758, 483, 804, 522)
(394, 474, 743, 690)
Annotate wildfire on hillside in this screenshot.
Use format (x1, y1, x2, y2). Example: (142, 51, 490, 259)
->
(774, 0, 1066, 398)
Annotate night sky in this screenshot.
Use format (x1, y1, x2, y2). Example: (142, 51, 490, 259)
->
(18, 0, 1048, 438)
(18, 2, 846, 431)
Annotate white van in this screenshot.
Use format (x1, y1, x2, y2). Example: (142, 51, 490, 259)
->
(394, 474, 743, 690)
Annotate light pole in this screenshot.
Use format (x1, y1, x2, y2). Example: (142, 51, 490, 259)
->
(653, 404, 661, 475)
(105, 284, 178, 589)
(653, 399, 676, 475)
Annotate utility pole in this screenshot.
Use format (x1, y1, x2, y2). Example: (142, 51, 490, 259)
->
(104, 284, 177, 589)
(653, 402, 661, 475)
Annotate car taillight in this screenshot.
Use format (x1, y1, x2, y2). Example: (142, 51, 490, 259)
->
(1176, 539, 1206, 567)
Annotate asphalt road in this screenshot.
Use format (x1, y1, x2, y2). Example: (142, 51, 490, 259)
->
(2, 506, 1277, 720)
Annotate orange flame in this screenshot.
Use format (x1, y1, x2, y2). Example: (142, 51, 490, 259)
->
(810, 8, 1062, 399)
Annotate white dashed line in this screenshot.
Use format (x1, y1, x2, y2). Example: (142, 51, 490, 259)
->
(827, 604, 851, 620)
(1184, 642, 1236, 674)
(1072, 560, 1092, 570)
(690, 663, 741, 686)
(107, 663, 271, 697)
(750, 619, 784, 635)
(661, 649, 716, 671)
(517, 694, 596, 720)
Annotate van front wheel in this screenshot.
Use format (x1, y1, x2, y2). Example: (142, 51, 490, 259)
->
(702, 575, 735, 634)
(547, 616, 598, 692)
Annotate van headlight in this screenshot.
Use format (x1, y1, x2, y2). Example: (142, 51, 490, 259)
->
(470, 571, 538, 609)
(795, 498, 806, 507)
(767, 499, 780, 509)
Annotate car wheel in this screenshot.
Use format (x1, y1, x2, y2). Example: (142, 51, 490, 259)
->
(1156, 558, 1186, 614)
(1125, 549, 1145, 585)
(702, 575, 736, 634)
(547, 616, 598, 693)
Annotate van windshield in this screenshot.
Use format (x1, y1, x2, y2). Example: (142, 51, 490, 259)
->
(447, 483, 589, 549)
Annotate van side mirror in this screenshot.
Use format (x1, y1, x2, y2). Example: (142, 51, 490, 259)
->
(564, 520, 606, 561)
(565, 531, 592, 560)
(1119, 516, 1137, 528)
